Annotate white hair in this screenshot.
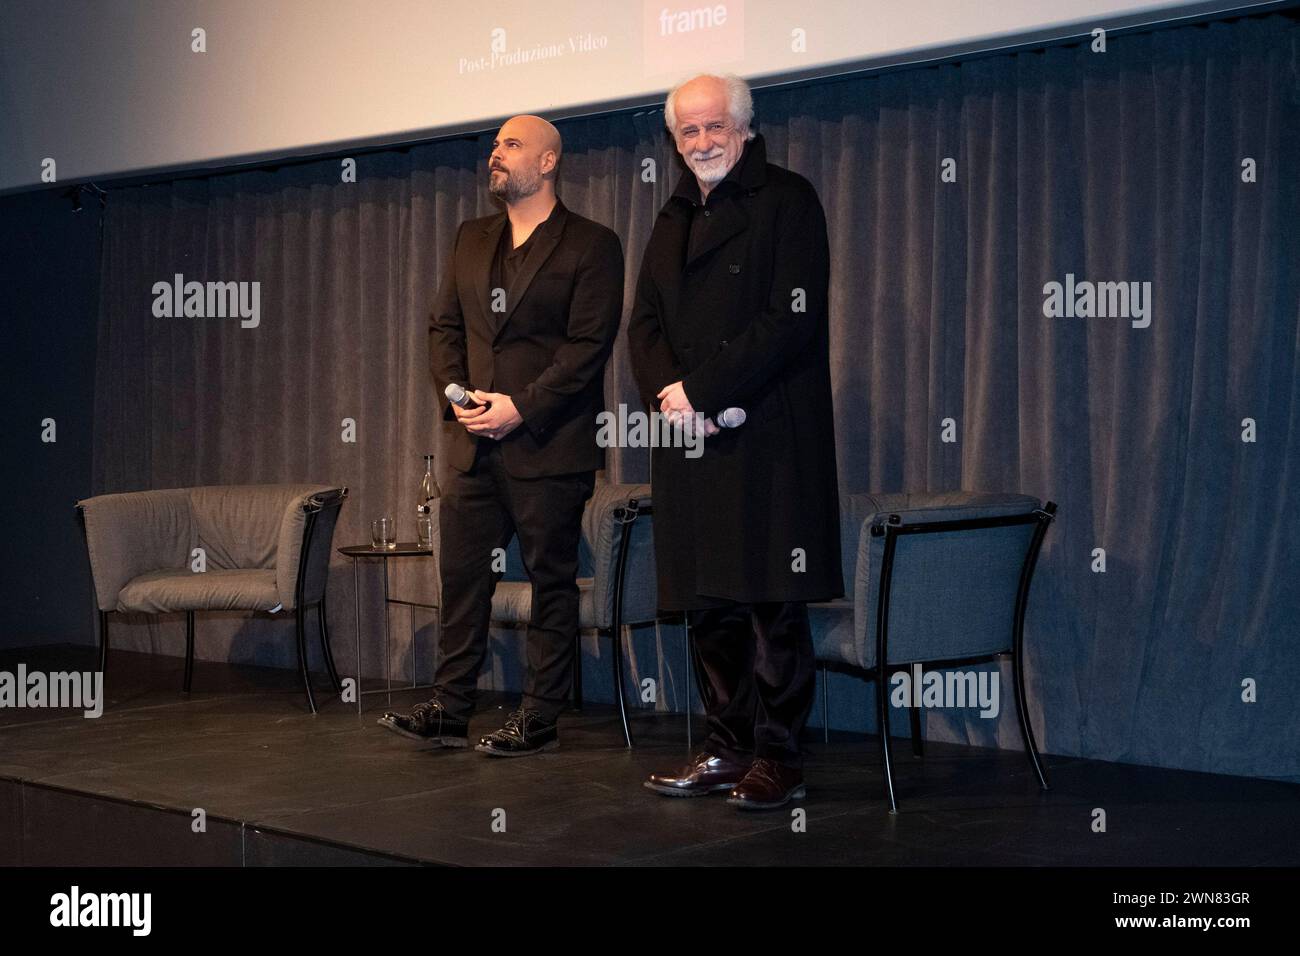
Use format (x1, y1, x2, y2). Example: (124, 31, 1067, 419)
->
(664, 73, 756, 140)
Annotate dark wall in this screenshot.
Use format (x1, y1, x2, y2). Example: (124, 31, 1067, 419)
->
(0, 188, 101, 646)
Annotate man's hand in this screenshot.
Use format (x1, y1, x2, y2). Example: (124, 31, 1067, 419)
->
(680, 414, 721, 442)
(656, 380, 695, 426)
(461, 390, 523, 441)
(450, 401, 487, 424)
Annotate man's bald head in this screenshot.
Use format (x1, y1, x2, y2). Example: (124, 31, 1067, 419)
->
(489, 115, 562, 203)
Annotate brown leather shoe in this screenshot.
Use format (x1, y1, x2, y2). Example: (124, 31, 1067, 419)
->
(644, 751, 749, 797)
(727, 757, 806, 810)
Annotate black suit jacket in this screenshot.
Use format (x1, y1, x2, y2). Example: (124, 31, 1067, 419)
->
(428, 199, 624, 478)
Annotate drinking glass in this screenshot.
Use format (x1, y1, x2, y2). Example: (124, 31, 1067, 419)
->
(371, 516, 395, 551)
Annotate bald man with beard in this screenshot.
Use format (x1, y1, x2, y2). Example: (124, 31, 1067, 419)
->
(380, 115, 625, 756)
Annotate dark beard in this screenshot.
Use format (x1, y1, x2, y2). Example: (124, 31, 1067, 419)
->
(489, 167, 541, 202)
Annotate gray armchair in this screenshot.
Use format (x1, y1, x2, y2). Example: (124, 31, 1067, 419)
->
(75, 484, 348, 713)
(814, 491, 1057, 812)
(487, 481, 656, 748)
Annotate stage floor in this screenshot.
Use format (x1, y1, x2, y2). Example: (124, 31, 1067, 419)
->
(1, 644, 1296, 867)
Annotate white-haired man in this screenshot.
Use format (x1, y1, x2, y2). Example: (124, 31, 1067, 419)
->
(629, 75, 843, 809)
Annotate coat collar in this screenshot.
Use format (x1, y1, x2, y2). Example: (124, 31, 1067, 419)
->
(473, 197, 568, 341)
(659, 134, 765, 271)
(670, 132, 768, 207)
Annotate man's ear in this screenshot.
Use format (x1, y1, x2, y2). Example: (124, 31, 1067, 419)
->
(541, 150, 558, 177)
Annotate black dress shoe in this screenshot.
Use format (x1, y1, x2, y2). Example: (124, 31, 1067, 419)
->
(475, 707, 558, 757)
(727, 757, 806, 810)
(377, 698, 469, 747)
(644, 751, 749, 797)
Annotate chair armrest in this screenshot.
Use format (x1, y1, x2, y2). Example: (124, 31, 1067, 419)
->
(76, 489, 194, 611)
(276, 486, 348, 610)
(581, 482, 655, 629)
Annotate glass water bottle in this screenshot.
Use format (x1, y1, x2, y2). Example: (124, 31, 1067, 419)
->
(417, 454, 440, 549)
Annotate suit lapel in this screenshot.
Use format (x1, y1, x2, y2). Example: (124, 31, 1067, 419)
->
(473, 202, 569, 342)
(473, 213, 507, 333)
(493, 204, 566, 341)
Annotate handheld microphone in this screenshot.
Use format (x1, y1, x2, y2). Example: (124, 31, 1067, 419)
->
(445, 383, 487, 410)
(715, 407, 746, 428)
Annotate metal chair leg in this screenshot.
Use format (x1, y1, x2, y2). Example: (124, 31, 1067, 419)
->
(684, 617, 693, 753)
(875, 528, 901, 813)
(318, 602, 341, 693)
(296, 606, 318, 714)
(572, 634, 584, 711)
(821, 664, 830, 744)
(1012, 652, 1050, 790)
(98, 609, 109, 674)
(909, 700, 924, 757)
(183, 611, 195, 693)
(1011, 507, 1053, 790)
(876, 669, 898, 814)
(610, 624, 633, 749)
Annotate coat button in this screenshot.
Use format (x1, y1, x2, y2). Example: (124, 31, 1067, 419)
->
(729, 263, 740, 274)
(493, 345, 502, 353)
(703, 210, 711, 217)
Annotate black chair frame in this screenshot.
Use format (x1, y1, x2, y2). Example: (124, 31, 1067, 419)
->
(568, 495, 651, 749)
(858, 501, 1058, 812)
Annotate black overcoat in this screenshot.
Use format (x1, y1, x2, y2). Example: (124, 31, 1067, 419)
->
(628, 134, 843, 611)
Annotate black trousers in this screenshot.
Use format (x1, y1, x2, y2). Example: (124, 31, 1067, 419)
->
(433, 441, 595, 723)
(689, 601, 816, 768)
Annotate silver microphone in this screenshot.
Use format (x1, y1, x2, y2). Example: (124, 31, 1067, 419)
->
(715, 407, 746, 428)
(445, 383, 486, 410)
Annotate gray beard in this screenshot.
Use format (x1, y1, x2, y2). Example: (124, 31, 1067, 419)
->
(688, 153, 732, 184)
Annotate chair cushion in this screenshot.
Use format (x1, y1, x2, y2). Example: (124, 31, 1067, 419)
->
(116, 568, 281, 613)
(809, 598, 856, 665)
(852, 491, 1042, 669)
(491, 578, 597, 629)
(187, 485, 288, 570)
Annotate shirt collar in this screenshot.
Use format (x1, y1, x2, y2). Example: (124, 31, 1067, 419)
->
(503, 197, 565, 249)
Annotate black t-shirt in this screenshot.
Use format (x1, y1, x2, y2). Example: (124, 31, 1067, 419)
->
(490, 202, 560, 294)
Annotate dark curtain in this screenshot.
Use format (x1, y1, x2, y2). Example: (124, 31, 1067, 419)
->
(90, 14, 1300, 778)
